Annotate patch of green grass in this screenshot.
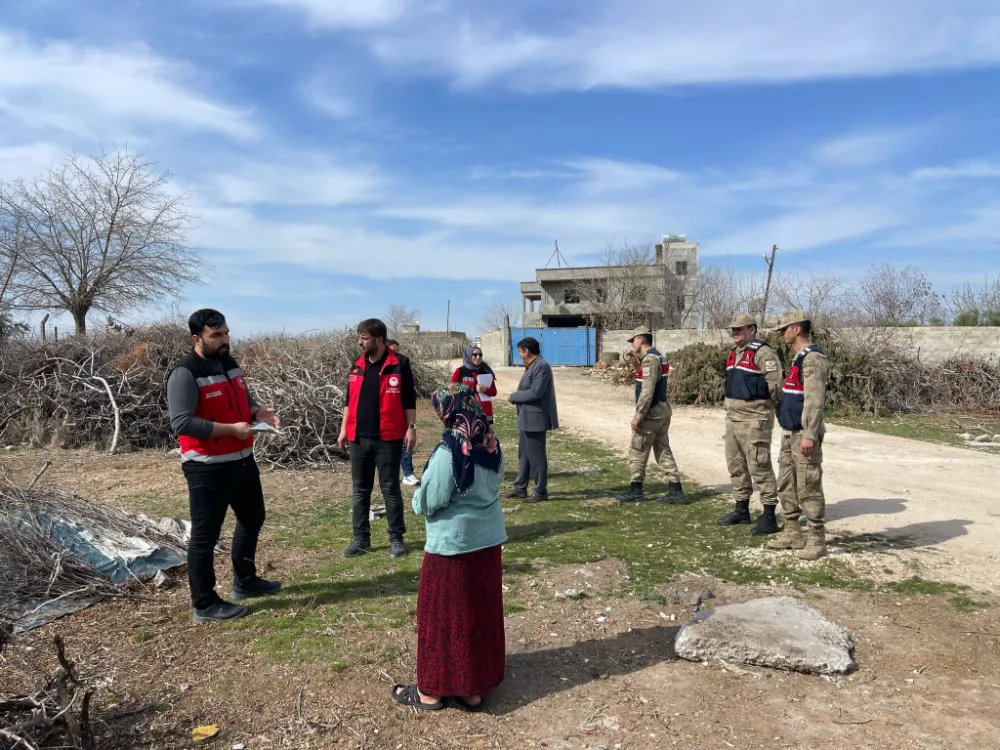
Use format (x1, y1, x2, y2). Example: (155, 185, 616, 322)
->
(949, 595, 988, 614)
(190, 401, 977, 669)
(830, 411, 1000, 453)
(504, 602, 526, 614)
(887, 576, 965, 596)
(133, 628, 155, 644)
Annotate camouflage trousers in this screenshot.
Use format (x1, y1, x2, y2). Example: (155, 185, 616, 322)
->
(778, 431, 825, 530)
(725, 418, 778, 506)
(628, 416, 681, 484)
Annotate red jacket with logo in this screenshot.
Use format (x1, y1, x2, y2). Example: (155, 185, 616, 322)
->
(450, 366, 498, 421)
(174, 351, 254, 463)
(345, 349, 409, 442)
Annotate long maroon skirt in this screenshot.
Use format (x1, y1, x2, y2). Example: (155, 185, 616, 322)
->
(416, 545, 506, 697)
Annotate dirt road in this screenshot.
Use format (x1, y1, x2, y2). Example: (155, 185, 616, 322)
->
(493, 366, 1000, 591)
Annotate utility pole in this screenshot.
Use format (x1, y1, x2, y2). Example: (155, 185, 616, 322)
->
(760, 244, 777, 326)
(446, 299, 451, 334)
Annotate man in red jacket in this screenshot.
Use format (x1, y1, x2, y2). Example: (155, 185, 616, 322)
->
(167, 309, 282, 623)
(338, 318, 418, 558)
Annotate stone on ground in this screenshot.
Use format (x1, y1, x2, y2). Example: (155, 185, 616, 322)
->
(674, 596, 856, 675)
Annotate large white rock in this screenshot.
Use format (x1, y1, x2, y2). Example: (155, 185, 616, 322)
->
(674, 596, 856, 675)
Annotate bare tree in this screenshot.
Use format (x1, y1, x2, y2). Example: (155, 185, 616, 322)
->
(480, 299, 520, 332)
(384, 303, 420, 334)
(696, 266, 773, 328)
(944, 276, 1000, 326)
(771, 272, 846, 326)
(848, 264, 942, 327)
(0, 148, 199, 335)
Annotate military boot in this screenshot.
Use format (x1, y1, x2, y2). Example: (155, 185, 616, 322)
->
(751, 505, 781, 536)
(656, 481, 689, 505)
(717, 499, 751, 526)
(616, 482, 644, 503)
(796, 527, 827, 561)
(766, 520, 805, 550)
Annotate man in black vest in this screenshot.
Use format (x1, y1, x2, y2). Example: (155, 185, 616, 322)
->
(167, 309, 282, 623)
(719, 313, 783, 534)
(767, 311, 830, 560)
(337, 318, 417, 559)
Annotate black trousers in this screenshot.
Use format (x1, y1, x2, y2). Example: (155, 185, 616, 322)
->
(513, 430, 548, 496)
(350, 437, 406, 541)
(182, 456, 265, 610)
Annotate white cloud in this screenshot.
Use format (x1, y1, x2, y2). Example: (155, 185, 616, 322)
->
(0, 142, 63, 182)
(814, 128, 927, 167)
(911, 160, 1000, 181)
(0, 31, 257, 141)
(247, 0, 410, 29)
(566, 157, 682, 195)
(359, 1, 1000, 91)
(205, 154, 385, 206)
(706, 205, 904, 255)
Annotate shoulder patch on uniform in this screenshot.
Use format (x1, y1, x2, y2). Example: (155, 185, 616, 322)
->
(764, 360, 779, 372)
(641, 363, 652, 377)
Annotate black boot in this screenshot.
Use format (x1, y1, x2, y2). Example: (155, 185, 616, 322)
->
(717, 499, 751, 526)
(656, 481, 690, 505)
(751, 505, 781, 535)
(616, 481, 644, 502)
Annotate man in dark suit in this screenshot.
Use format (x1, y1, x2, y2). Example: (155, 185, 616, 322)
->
(506, 336, 558, 502)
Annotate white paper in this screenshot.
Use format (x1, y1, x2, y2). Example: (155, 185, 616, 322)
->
(477, 373, 494, 402)
(252, 422, 282, 435)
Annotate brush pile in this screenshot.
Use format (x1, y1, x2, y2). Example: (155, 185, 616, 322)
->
(0, 471, 188, 627)
(1, 634, 103, 750)
(0, 324, 445, 467)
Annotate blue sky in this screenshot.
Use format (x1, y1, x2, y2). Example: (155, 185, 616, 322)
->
(2, 0, 1000, 334)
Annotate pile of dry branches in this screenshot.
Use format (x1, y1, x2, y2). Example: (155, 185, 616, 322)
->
(0, 471, 185, 618)
(1, 635, 99, 750)
(0, 324, 445, 467)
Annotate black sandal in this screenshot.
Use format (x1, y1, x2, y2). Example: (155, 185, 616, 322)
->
(391, 684, 445, 710)
(448, 696, 485, 713)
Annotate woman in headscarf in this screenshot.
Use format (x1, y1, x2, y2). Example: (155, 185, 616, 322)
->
(391, 384, 507, 712)
(451, 344, 498, 423)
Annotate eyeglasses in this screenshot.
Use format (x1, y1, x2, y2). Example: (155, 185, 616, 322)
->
(472, 353, 482, 358)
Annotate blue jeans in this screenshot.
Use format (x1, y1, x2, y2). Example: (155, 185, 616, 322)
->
(401, 446, 415, 477)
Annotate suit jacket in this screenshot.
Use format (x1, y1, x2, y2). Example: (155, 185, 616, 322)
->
(509, 356, 559, 433)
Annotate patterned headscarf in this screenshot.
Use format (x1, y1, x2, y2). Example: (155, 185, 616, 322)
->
(430, 383, 502, 492)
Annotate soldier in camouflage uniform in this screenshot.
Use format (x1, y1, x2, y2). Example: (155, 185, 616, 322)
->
(616, 330, 687, 505)
(767, 311, 830, 560)
(718, 314, 783, 534)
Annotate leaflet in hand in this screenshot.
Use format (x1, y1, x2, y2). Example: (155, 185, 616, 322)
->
(477, 373, 494, 402)
(252, 422, 282, 435)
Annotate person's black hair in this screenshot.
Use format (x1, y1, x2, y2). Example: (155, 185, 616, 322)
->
(188, 308, 226, 336)
(386, 338, 399, 347)
(799, 320, 813, 337)
(638, 333, 653, 347)
(516, 336, 540, 356)
(358, 318, 388, 341)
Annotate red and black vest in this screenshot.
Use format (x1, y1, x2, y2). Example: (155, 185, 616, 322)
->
(345, 350, 409, 442)
(634, 347, 669, 405)
(175, 351, 254, 463)
(778, 344, 822, 431)
(725, 341, 772, 401)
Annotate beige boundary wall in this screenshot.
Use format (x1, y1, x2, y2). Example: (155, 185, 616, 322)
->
(480, 328, 509, 367)
(600, 327, 1000, 365)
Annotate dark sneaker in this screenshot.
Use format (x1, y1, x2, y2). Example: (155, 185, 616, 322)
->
(615, 481, 644, 503)
(751, 507, 781, 536)
(717, 501, 752, 526)
(231, 577, 282, 601)
(656, 482, 689, 505)
(503, 489, 528, 499)
(344, 538, 372, 558)
(193, 600, 249, 624)
(389, 538, 408, 558)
